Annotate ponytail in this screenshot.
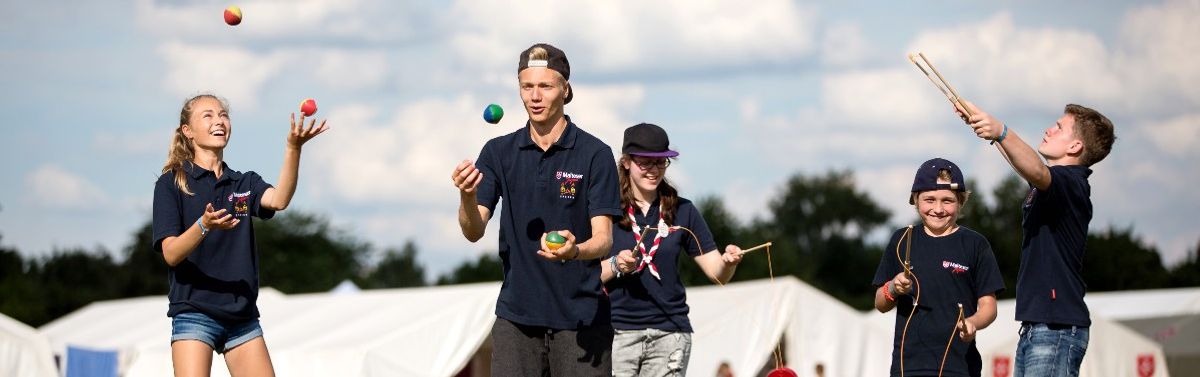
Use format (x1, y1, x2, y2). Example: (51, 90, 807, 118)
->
(162, 94, 225, 196)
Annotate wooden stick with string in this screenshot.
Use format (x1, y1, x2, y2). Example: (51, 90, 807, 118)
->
(737, 242, 773, 255)
(917, 53, 973, 117)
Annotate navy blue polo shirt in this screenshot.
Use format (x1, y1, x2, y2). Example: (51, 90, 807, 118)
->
(873, 226, 1005, 377)
(1015, 165, 1093, 327)
(474, 116, 621, 330)
(606, 197, 717, 332)
(152, 161, 275, 322)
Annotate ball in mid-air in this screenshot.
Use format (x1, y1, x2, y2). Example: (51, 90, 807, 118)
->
(545, 232, 566, 250)
(299, 98, 317, 116)
(224, 6, 242, 26)
(766, 368, 797, 377)
(482, 104, 504, 124)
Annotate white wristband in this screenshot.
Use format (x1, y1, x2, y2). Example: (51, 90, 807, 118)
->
(610, 256, 623, 278)
(195, 218, 208, 237)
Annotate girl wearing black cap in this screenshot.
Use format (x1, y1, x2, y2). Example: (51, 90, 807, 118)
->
(603, 123, 746, 377)
(871, 158, 1004, 377)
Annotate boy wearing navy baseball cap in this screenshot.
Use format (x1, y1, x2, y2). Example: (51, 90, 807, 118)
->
(873, 158, 1005, 377)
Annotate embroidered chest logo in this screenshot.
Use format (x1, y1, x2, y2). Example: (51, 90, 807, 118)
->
(556, 171, 583, 199)
(1023, 187, 1037, 208)
(942, 260, 970, 274)
(229, 191, 252, 216)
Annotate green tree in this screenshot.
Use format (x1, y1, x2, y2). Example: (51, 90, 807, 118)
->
(360, 241, 426, 288)
(675, 196, 749, 287)
(33, 247, 126, 327)
(0, 238, 47, 326)
(958, 174, 1026, 299)
(253, 211, 370, 293)
(1083, 227, 1168, 291)
(754, 170, 890, 309)
(1168, 240, 1200, 287)
(437, 253, 503, 285)
(119, 223, 169, 297)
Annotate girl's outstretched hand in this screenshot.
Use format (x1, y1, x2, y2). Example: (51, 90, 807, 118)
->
(288, 113, 330, 147)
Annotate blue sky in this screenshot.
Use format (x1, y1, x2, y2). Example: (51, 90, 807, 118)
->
(2, 0, 1197, 279)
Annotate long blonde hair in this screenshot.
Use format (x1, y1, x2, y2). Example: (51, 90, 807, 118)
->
(162, 94, 227, 196)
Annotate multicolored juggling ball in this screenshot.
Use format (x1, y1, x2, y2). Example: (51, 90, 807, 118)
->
(224, 6, 242, 26)
(545, 232, 566, 250)
(483, 104, 504, 124)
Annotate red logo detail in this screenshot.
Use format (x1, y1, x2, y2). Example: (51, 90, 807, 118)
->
(992, 356, 1010, 377)
(1154, 325, 1178, 341)
(233, 196, 249, 214)
(1137, 354, 1155, 377)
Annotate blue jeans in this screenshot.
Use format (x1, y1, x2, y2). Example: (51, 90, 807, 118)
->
(1014, 322, 1088, 377)
(612, 328, 692, 377)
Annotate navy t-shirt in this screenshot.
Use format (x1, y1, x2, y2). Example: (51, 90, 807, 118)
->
(605, 197, 717, 332)
(474, 116, 622, 330)
(873, 226, 1005, 377)
(1015, 165, 1093, 327)
(152, 162, 275, 322)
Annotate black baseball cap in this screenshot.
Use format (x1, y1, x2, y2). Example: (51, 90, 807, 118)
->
(910, 158, 966, 204)
(622, 123, 679, 158)
(518, 43, 573, 104)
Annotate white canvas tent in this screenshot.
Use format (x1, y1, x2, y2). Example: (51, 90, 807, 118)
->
(42, 285, 496, 377)
(864, 298, 1171, 377)
(1086, 287, 1200, 375)
(38, 278, 897, 376)
(0, 312, 57, 377)
(40, 288, 288, 375)
(687, 276, 891, 377)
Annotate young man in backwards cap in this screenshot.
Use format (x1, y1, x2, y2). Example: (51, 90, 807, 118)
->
(451, 43, 621, 376)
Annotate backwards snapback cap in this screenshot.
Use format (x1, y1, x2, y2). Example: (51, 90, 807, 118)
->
(518, 43, 573, 104)
(910, 157, 967, 204)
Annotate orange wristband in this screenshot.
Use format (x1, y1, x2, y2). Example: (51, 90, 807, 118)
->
(882, 282, 896, 302)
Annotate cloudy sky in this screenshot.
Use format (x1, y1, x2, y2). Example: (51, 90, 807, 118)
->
(2, 0, 1197, 280)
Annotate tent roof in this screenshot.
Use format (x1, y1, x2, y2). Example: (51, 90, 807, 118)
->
(1085, 287, 1200, 320)
(0, 312, 57, 377)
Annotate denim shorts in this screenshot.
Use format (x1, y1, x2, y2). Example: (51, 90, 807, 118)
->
(171, 312, 263, 354)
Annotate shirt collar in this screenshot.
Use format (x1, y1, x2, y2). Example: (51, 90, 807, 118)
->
(519, 115, 578, 150)
(185, 161, 243, 181)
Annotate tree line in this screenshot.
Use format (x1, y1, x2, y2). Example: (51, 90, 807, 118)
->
(2, 171, 1197, 327)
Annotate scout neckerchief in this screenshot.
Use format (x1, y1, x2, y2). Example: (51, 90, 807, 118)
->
(627, 203, 670, 280)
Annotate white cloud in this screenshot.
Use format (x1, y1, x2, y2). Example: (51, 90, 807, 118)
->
(906, 13, 1121, 112)
(92, 129, 171, 157)
(1140, 113, 1200, 157)
(307, 83, 644, 204)
(447, 0, 818, 74)
(821, 21, 873, 68)
(24, 165, 109, 210)
(822, 68, 946, 127)
(158, 41, 287, 106)
(134, 0, 431, 42)
(313, 49, 391, 91)
(1115, 0, 1200, 111)
(718, 178, 778, 225)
